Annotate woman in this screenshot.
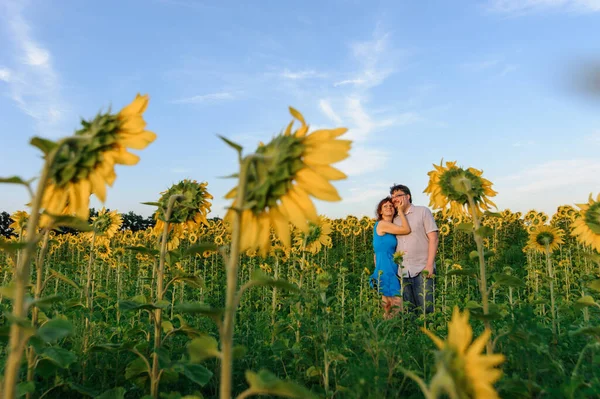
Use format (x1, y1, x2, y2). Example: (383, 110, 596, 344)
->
(370, 196, 411, 319)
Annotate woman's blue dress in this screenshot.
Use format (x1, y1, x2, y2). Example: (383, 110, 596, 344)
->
(370, 221, 401, 297)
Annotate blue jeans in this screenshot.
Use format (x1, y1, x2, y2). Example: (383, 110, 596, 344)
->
(402, 272, 435, 314)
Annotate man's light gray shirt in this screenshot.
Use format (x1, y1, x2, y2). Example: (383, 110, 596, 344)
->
(393, 204, 439, 277)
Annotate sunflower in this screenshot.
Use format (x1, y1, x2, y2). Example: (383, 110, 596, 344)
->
(86, 208, 122, 239)
(572, 193, 600, 252)
(41, 94, 156, 220)
(9, 210, 29, 236)
(294, 215, 333, 255)
(422, 306, 505, 399)
(154, 180, 213, 236)
(424, 161, 497, 219)
(224, 107, 350, 255)
(439, 224, 450, 237)
(527, 225, 565, 254)
(188, 232, 198, 244)
(340, 226, 351, 237)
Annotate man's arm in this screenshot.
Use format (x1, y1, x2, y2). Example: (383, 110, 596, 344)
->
(424, 231, 439, 277)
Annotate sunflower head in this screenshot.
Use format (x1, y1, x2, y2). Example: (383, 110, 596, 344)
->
(90, 208, 122, 238)
(224, 107, 350, 256)
(527, 225, 565, 254)
(295, 215, 332, 255)
(9, 210, 29, 235)
(424, 161, 497, 219)
(422, 306, 505, 399)
(41, 94, 156, 220)
(572, 193, 600, 252)
(154, 180, 213, 232)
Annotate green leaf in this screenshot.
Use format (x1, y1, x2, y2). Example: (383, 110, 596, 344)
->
(184, 243, 218, 257)
(446, 269, 477, 277)
(588, 279, 600, 292)
(484, 211, 503, 218)
(125, 246, 159, 256)
(0, 283, 16, 299)
(162, 321, 175, 334)
(125, 357, 149, 380)
(89, 343, 126, 353)
(141, 201, 161, 207)
(569, 326, 600, 338)
(95, 387, 126, 399)
(178, 363, 213, 387)
(233, 345, 247, 360)
(37, 319, 73, 343)
(475, 226, 494, 238)
(46, 214, 93, 231)
(28, 295, 64, 311)
(118, 300, 161, 312)
(49, 268, 81, 290)
(172, 275, 204, 289)
(218, 135, 243, 155)
(575, 296, 597, 310)
(245, 369, 318, 399)
(188, 336, 220, 363)
(16, 381, 35, 397)
(41, 347, 77, 368)
(0, 241, 28, 253)
(0, 176, 29, 186)
(492, 273, 525, 288)
(30, 136, 58, 155)
(455, 222, 474, 233)
(173, 303, 223, 322)
(249, 270, 299, 292)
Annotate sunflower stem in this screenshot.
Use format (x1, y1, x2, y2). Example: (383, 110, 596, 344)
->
(1, 137, 73, 399)
(466, 194, 493, 355)
(220, 156, 251, 399)
(544, 246, 558, 342)
(151, 194, 184, 399)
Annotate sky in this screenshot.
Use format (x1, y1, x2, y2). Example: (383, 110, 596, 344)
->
(1, 0, 599, 220)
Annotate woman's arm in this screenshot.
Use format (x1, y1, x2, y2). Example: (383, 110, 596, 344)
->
(379, 215, 411, 235)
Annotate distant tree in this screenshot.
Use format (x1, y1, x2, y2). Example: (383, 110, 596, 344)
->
(0, 211, 15, 238)
(122, 211, 155, 232)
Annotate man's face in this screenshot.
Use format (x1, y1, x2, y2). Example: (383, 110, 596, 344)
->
(391, 190, 409, 207)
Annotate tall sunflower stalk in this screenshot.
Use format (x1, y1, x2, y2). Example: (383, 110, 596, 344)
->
(424, 160, 497, 354)
(149, 179, 212, 398)
(220, 107, 350, 399)
(527, 225, 564, 340)
(1, 93, 155, 398)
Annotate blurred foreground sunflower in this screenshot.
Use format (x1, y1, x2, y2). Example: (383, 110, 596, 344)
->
(41, 94, 156, 220)
(422, 306, 504, 399)
(225, 107, 350, 255)
(424, 161, 497, 219)
(572, 193, 600, 252)
(9, 211, 29, 237)
(527, 225, 565, 254)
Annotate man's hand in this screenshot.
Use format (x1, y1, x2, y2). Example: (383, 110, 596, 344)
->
(423, 264, 434, 278)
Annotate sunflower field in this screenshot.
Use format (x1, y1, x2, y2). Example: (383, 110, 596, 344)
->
(0, 95, 599, 399)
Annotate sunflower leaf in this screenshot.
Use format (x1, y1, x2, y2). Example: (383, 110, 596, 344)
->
(140, 201, 161, 207)
(30, 136, 58, 155)
(492, 273, 524, 288)
(184, 243, 218, 257)
(218, 135, 243, 155)
(475, 226, 494, 238)
(455, 223, 474, 233)
(48, 268, 81, 290)
(124, 246, 159, 256)
(588, 279, 600, 292)
(0, 176, 30, 187)
(47, 214, 93, 232)
(244, 369, 318, 399)
(0, 241, 28, 253)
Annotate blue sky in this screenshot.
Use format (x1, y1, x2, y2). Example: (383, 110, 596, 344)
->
(1, 0, 599, 219)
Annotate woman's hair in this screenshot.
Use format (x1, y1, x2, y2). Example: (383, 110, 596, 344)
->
(375, 197, 397, 221)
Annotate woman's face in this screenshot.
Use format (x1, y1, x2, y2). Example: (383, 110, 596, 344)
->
(380, 201, 395, 217)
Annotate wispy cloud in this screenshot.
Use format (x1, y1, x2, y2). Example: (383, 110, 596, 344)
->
(319, 99, 343, 124)
(1, 1, 68, 136)
(337, 147, 390, 177)
(513, 139, 535, 147)
(172, 91, 237, 104)
(343, 181, 392, 204)
(334, 31, 396, 89)
(280, 69, 326, 80)
(487, 0, 600, 14)
(345, 97, 418, 142)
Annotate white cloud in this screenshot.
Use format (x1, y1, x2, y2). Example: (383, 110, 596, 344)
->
(280, 69, 326, 80)
(172, 91, 236, 104)
(0, 67, 12, 82)
(319, 99, 342, 124)
(487, 0, 600, 14)
(336, 146, 389, 177)
(1, 2, 68, 135)
(334, 31, 396, 89)
(345, 97, 418, 142)
(513, 139, 535, 147)
(343, 182, 393, 204)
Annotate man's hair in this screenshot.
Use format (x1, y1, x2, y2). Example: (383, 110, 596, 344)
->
(375, 197, 397, 221)
(389, 184, 412, 204)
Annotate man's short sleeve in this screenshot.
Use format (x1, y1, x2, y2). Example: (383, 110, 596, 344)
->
(423, 207, 438, 234)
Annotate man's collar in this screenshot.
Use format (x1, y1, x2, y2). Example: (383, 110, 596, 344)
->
(405, 204, 415, 214)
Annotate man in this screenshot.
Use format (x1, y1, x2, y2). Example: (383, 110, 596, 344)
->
(390, 184, 439, 314)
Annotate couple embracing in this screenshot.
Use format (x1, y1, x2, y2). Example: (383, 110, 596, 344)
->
(370, 184, 439, 319)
